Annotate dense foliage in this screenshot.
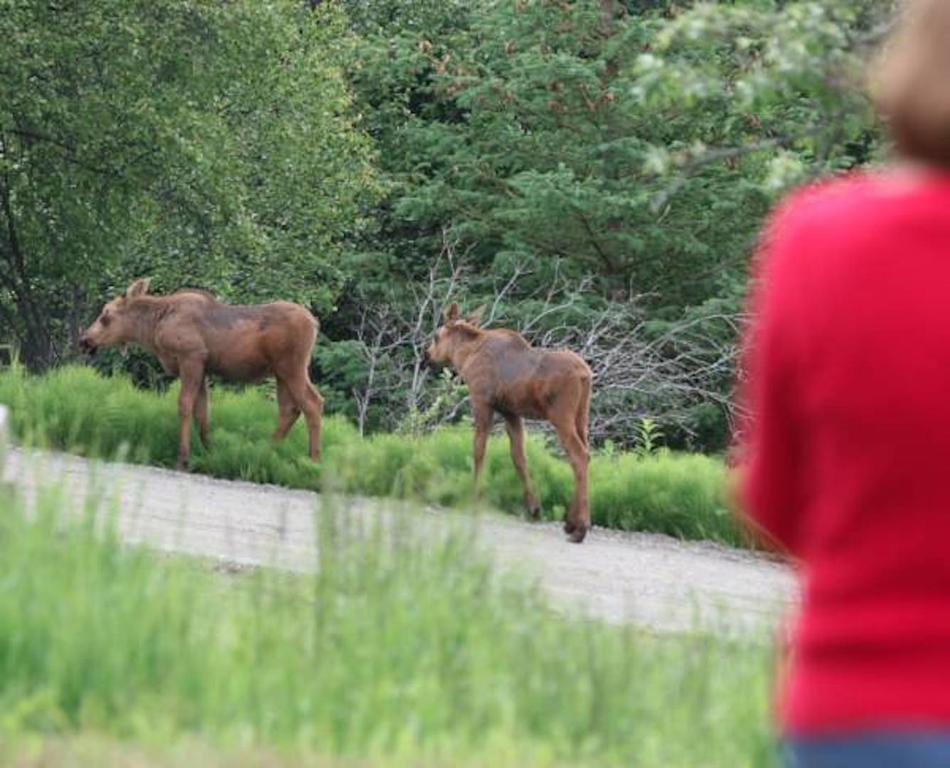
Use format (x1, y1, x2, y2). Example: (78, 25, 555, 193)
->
(0, 0, 377, 368)
(1, 0, 897, 450)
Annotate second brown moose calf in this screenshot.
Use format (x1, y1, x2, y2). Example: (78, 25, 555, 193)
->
(427, 304, 593, 543)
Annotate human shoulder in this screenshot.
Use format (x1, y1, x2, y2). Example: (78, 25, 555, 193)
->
(768, 172, 876, 239)
(752, 172, 879, 280)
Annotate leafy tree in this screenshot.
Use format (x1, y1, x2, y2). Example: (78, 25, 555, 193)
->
(0, 0, 377, 368)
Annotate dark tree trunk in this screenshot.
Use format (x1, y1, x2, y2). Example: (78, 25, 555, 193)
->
(0, 172, 55, 370)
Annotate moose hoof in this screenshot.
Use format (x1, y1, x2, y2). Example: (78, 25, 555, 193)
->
(567, 524, 589, 544)
(526, 502, 542, 521)
(563, 517, 589, 543)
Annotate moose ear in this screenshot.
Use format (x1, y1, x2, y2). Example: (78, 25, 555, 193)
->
(443, 302, 460, 323)
(126, 278, 152, 299)
(464, 305, 486, 327)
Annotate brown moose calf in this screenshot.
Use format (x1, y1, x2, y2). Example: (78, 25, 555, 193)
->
(80, 279, 324, 470)
(427, 303, 593, 543)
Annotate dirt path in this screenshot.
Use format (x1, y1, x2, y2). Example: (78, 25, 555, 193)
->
(4, 446, 798, 634)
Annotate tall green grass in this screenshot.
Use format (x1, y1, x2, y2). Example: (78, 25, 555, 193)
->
(0, 484, 776, 766)
(0, 365, 739, 545)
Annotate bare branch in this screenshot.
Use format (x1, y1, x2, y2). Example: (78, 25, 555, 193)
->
(349, 236, 741, 446)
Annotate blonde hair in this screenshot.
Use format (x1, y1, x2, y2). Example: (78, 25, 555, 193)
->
(871, 0, 950, 166)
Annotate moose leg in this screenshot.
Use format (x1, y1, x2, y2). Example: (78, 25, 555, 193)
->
(176, 359, 206, 472)
(287, 374, 324, 462)
(505, 414, 541, 519)
(272, 379, 301, 442)
(472, 403, 494, 500)
(575, 378, 591, 451)
(552, 417, 590, 544)
(195, 377, 211, 449)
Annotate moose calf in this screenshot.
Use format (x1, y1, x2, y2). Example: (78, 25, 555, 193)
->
(427, 303, 592, 543)
(80, 279, 324, 470)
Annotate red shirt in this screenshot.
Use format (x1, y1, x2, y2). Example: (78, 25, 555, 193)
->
(741, 170, 950, 735)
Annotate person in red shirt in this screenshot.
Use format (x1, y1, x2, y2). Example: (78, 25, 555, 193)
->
(736, 1, 950, 765)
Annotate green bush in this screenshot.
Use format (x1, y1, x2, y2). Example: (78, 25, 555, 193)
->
(0, 486, 775, 766)
(0, 366, 739, 545)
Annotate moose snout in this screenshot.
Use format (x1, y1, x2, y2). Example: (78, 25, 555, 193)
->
(79, 335, 97, 355)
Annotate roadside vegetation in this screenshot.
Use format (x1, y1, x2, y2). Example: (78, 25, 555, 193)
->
(0, 482, 775, 767)
(0, 365, 737, 546)
(1, 0, 890, 454)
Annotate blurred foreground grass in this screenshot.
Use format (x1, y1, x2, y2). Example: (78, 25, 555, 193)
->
(0, 478, 775, 766)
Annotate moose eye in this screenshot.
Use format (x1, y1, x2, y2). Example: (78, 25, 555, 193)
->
(100, 314, 111, 327)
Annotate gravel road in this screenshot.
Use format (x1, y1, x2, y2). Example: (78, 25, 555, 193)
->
(4, 446, 798, 634)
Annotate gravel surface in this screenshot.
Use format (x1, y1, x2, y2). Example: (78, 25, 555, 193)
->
(4, 446, 799, 634)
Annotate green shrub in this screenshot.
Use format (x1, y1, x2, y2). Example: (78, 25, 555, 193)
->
(0, 487, 775, 766)
(0, 366, 739, 545)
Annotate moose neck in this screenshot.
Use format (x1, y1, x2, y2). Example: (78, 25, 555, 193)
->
(449, 327, 484, 370)
(124, 297, 166, 351)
